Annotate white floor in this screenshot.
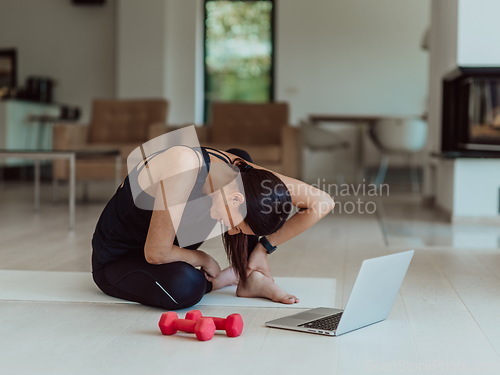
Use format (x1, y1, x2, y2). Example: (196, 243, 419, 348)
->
(1, 181, 500, 375)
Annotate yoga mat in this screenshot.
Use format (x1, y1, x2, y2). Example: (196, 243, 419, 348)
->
(197, 277, 336, 308)
(0, 270, 335, 309)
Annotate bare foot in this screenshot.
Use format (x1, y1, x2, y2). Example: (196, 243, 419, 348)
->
(211, 267, 238, 290)
(236, 270, 300, 304)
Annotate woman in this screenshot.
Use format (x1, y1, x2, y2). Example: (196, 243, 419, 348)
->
(91, 143, 335, 310)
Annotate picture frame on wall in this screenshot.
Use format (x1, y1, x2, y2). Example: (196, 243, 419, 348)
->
(0, 49, 17, 99)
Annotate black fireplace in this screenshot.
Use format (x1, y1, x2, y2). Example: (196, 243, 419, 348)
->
(442, 67, 500, 156)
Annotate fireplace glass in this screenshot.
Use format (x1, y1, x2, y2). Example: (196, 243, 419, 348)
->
(467, 78, 500, 146)
(442, 67, 500, 154)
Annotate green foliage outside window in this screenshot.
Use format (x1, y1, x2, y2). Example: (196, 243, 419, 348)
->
(205, 0, 274, 118)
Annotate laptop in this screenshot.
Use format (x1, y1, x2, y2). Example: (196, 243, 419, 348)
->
(265, 250, 414, 336)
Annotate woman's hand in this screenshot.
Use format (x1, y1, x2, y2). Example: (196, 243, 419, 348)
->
(199, 252, 221, 281)
(247, 244, 274, 281)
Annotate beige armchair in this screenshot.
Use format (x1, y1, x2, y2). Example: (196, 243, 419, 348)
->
(53, 99, 168, 183)
(149, 102, 301, 179)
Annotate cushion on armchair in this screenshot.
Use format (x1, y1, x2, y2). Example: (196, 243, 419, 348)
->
(88, 99, 168, 143)
(210, 102, 288, 145)
(52, 99, 169, 182)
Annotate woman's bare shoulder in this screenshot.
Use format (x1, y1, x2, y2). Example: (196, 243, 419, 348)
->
(137, 146, 202, 194)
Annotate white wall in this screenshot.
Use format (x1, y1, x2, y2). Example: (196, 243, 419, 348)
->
(427, 0, 458, 155)
(458, 0, 500, 66)
(164, 0, 202, 125)
(0, 0, 116, 123)
(116, 0, 167, 98)
(424, 0, 458, 198)
(116, 0, 202, 124)
(437, 159, 500, 221)
(277, 0, 429, 123)
(277, 0, 429, 180)
(454, 159, 500, 218)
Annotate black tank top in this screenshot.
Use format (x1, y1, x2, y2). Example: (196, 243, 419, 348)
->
(92, 146, 230, 268)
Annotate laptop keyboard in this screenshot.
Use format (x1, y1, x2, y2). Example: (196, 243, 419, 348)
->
(298, 312, 343, 331)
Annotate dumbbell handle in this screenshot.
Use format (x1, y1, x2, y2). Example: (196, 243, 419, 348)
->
(174, 319, 197, 333)
(185, 310, 243, 337)
(208, 317, 228, 330)
(186, 311, 231, 329)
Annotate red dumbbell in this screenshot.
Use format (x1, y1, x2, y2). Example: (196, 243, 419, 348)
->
(185, 310, 244, 337)
(158, 311, 216, 341)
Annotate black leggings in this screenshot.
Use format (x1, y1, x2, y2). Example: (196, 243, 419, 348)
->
(91, 148, 258, 310)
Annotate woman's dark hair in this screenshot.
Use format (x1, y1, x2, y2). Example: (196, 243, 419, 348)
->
(221, 158, 292, 286)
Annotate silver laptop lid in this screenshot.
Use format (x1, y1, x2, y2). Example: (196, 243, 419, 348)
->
(335, 250, 414, 335)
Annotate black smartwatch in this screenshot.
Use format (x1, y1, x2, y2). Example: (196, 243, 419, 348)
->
(259, 236, 277, 254)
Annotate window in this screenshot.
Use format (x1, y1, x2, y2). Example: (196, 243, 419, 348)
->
(203, 0, 275, 121)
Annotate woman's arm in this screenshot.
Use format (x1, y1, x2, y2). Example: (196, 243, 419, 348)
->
(240, 158, 335, 245)
(241, 159, 335, 276)
(247, 175, 335, 277)
(264, 174, 335, 248)
(143, 147, 221, 278)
